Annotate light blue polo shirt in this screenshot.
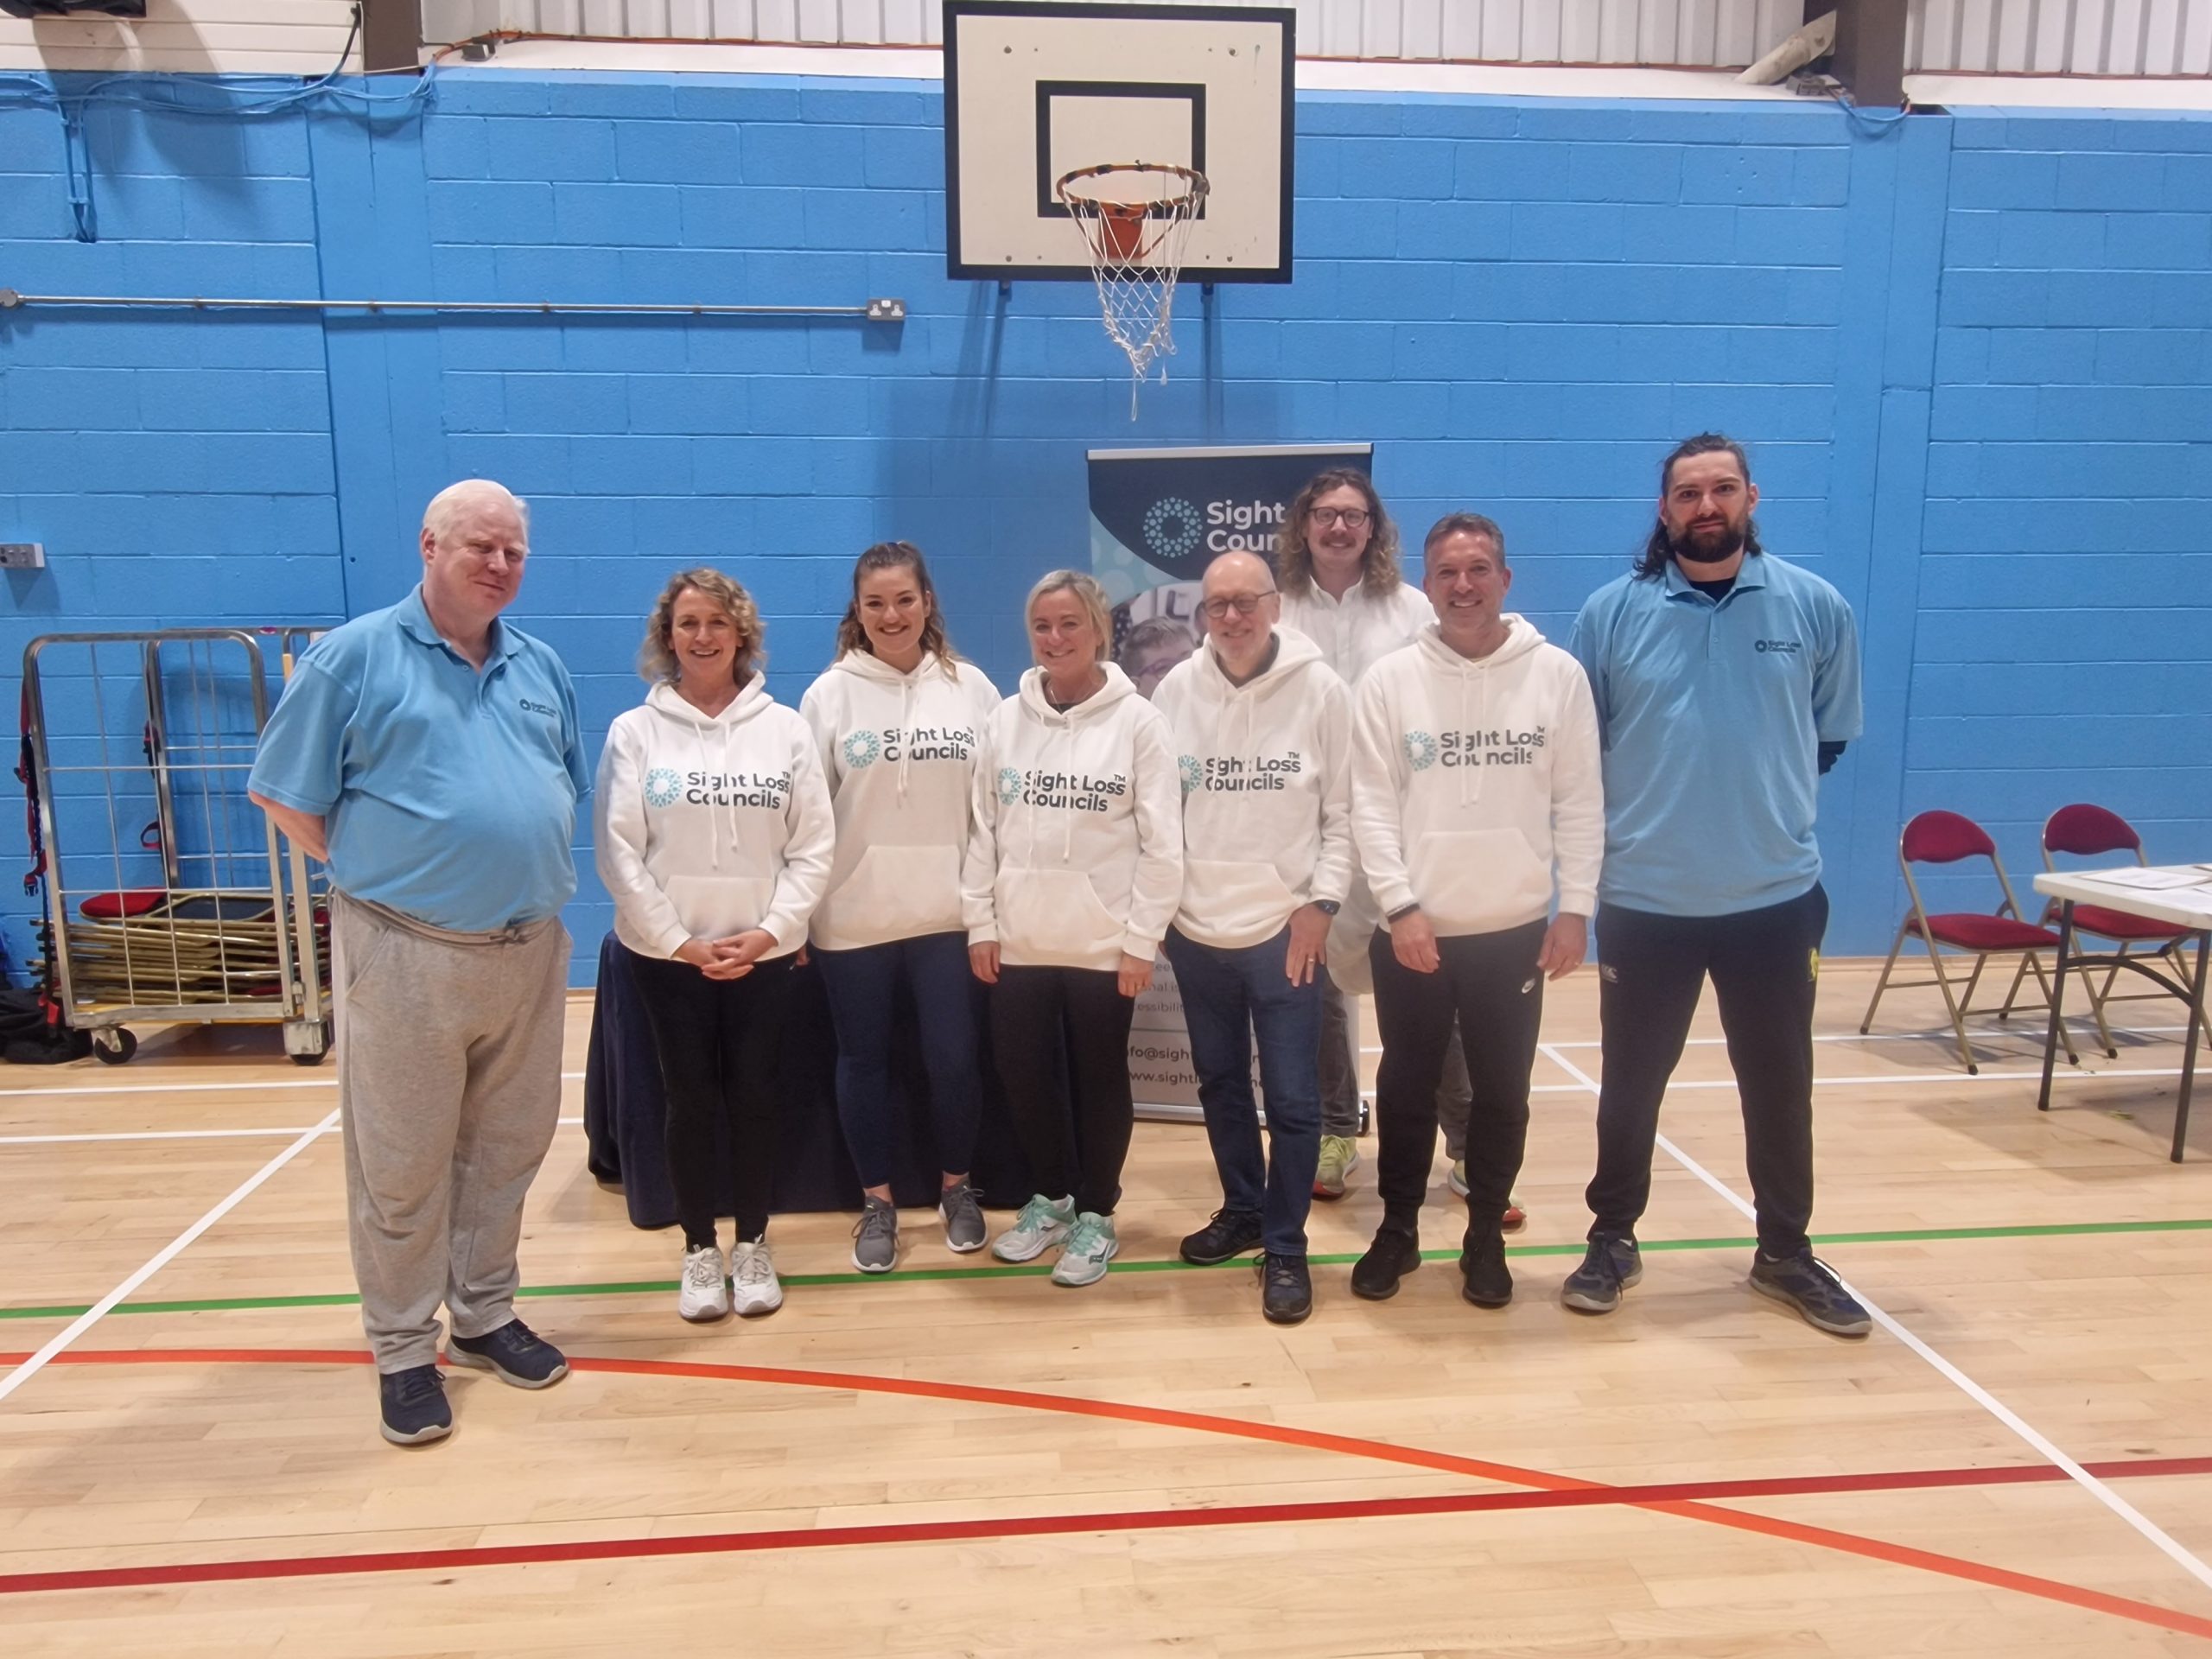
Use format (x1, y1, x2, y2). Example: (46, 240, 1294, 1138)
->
(249, 586, 589, 933)
(1567, 552, 1861, 918)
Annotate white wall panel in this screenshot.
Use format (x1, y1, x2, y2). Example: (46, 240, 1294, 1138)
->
(1908, 0, 2212, 73)
(0, 0, 360, 74)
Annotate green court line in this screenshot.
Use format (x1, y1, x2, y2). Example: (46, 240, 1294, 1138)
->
(6, 1217, 2211, 1325)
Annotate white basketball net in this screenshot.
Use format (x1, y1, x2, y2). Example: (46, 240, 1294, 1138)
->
(1056, 162, 1210, 418)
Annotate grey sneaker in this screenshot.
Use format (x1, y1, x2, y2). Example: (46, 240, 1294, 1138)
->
(938, 1182, 987, 1254)
(852, 1195, 899, 1274)
(1561, 1233, 1642, 1314)
(1749, 1249, 1872, 1338)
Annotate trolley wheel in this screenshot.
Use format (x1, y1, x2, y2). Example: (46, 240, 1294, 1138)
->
(93, 1027, 137, 1065)
(291, 1048, 328, 1068)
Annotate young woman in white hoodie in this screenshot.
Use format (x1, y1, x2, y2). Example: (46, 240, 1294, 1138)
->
(801, 542, 1001, 1274)
(595, 569, 833, 1323)
(963, 569, 1183, 1287)
(1348, 516, 1604, 1312)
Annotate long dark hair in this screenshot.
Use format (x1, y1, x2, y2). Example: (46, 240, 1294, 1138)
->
(835, 540, 958, 669)
(1274, 467, 1402, 599)
(1635, 433, 1762, 581)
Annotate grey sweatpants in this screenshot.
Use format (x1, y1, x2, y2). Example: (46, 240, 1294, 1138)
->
(334, 894, 570, 1373)
(1318, 973, 1473, 1149)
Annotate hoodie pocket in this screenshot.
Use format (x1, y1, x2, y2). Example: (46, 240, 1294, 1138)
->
(662, 874, 774, 944)
(1182, 858, 1300, 942)
(1409, 829, 1550, 933)
(998, 867, 1125, 963)
(826, 844, 962, 941)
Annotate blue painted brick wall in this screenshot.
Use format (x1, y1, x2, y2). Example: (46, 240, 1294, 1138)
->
(3, 71, 2209, 987)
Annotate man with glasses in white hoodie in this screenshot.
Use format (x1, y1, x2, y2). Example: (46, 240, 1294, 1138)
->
(1153, 551, 1352, 1324)
(1349, 514, 1604, 1309)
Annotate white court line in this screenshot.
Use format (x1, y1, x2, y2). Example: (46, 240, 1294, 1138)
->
(0, 1116, 586, 1147)
(0, 1070, 588, 1101)
(1536, 1041, 2212, 1598)
(0, 1109, 340, 1407)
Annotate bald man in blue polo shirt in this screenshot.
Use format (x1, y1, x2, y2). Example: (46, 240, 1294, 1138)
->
(251, 479, 589, 1445)
(1564, 435, 1869, 1338)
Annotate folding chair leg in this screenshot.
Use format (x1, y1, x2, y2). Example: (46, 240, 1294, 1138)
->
(2082, 944, 2120, 1058)
(1925, 945, 1980, 1075)
(1861, 921, 1910, 1035)
(1997, 952, 2031, 1021)
(2023, 952, 2081, 1065)
(1961, 953, 1988, 1021)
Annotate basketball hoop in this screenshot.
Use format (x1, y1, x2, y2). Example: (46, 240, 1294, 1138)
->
(1056, 162, 1209, 418)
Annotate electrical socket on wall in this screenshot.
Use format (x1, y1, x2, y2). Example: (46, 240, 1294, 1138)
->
(0, 543, 47, 569)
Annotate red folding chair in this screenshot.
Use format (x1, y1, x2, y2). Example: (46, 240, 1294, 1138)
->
(1859, 810, 2094, 1074)
(2011, 803, 2210, 1047)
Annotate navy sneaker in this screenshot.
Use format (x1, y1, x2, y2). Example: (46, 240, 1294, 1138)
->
(1179, 1207, 1265, 1266)
(1257, 1252, 1313, 1325)
(1749, 1249, 1872, 1338)
(448, 1319, 569, 1389)
(378, 1363, 452, 1446)
(1561, 1233, 1641, 1314)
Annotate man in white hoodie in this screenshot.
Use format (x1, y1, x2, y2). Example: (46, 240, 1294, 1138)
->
(1350, 515, 1604, 1309)
(1153, 551, 1352, 1325)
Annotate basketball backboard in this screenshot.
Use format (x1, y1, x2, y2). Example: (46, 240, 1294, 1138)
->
(944, 1, 1295, 284)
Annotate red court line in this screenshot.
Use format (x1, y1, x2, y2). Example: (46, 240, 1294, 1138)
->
(9, 1347, 2212, 1639)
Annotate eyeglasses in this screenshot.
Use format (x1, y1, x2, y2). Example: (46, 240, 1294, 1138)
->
(1308, 506, 1370, 529)
(1199, 592, 1276, 620)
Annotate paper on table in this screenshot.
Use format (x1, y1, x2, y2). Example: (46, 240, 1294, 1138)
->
(2073, 867, 2206, 891)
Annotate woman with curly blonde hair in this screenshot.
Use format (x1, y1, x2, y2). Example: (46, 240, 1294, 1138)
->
(595, 567, 833, 1324)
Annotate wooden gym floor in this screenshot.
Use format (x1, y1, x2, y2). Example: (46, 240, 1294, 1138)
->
(3, 957, 2211, 1656)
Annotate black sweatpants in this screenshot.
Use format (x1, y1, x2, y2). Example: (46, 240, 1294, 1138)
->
(628, 946, 795, 1249)
(989, 964, 1136, 1217)
(1369, 918, 1548, 1242)
(1585, 882, 1827, 1258)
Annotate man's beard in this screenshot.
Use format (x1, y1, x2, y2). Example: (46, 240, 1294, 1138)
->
(1668, 518, 1746, 565)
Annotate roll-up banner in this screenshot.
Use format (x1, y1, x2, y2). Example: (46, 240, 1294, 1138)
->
(1088, 442, 1374, 1120)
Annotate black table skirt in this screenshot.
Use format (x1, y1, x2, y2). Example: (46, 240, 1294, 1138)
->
(582, 933, 1035, 1230)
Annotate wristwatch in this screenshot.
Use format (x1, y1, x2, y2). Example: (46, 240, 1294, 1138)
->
(1313, 899, 1340, 917)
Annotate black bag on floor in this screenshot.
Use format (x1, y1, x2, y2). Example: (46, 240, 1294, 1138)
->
(0, 987, 91, 1065)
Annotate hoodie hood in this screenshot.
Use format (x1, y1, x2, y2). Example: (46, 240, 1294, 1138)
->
(645, 675, 773, 728)
(1016, 660, 1140, 724)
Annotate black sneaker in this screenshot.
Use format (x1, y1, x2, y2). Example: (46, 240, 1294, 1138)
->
(448, 1318, 569, 1389)
(1749, 1249, 1872, 1337)
(378, 1363, 452, 1446)
(1257, 1252, 1313, 1325)
(1179, 1207, 1265, 1266)
(1459, 1230, 1512, 1309)
(1350, 1229, 1421, 1300)
(1561, 1232, 1641, 1314)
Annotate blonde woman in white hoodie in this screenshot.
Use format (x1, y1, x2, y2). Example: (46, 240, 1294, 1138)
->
(1348, 516, 1603, 1313)
(802, 542, 1001, 1274)
(963, 569, 1183, 1287)
(596, 569, 833, 1324)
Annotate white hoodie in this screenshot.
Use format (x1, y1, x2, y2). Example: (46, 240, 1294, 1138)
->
(1352, 616, 1604, 938)
(595, 678, 834, 961)
(1151, 626, 1353, 950)
(962, 663, 1184, 972)
(800, 650, 1000, 951)
(1279, 579, 1436, 686)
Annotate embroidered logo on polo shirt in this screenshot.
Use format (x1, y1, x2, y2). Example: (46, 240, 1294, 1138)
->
(842, 729, 882, 770)
(1753, 639, 1802, 654)
(644, 767, 682, 808)
(1403, 730, 1439, 772)
(518, 696, 557, 716)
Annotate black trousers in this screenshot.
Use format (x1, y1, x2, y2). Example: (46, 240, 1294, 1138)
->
(989, 964, 1136, 1217)
(1369, 918, 1548, 1241)
(1585, 883, 1827, 1257)
(628, 946, 795, 1249)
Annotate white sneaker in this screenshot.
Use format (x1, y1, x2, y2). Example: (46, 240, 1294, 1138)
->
(1051, 1211, 1119, 1287)
(677, 1244, 729, 1322)
(730, 1238, 784, 1317)
(992, 1193, 1076, 1262)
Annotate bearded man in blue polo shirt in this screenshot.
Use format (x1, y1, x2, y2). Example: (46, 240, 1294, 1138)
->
(250, 479, 590, 1444)
(1563, 435, 1869, 1338)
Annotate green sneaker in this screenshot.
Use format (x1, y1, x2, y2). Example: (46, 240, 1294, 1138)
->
(992, 1193, 1075, 1262)
(1051, 1211, 1120, 1287)
(1313, 1135, 1360, 1199)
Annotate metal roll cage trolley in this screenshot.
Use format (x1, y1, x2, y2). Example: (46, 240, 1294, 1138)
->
(21, 628, 331, 1065)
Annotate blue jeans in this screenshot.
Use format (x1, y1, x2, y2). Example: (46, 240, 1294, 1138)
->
(814, 931, 985, 1190)
(1162, 925, 1323, 1257)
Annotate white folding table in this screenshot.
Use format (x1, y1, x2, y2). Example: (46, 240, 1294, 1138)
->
(2033, 867, 2212, 1161)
